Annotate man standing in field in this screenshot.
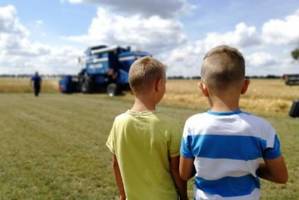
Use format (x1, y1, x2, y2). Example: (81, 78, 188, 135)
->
(31, 71, 42, 97)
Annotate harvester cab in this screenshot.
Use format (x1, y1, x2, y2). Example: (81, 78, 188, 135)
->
(59, 45, 151, 96)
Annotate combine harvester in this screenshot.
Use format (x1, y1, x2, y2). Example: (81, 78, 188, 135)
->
(59, 45, 151, 96)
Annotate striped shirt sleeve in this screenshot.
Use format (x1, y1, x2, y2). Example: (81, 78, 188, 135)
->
(262, 123, 281, 159)
(263, 134, 281, 159)
(180, 120, 194, 158)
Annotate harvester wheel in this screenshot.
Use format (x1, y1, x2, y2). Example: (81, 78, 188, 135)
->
(107, 83, 119, 96)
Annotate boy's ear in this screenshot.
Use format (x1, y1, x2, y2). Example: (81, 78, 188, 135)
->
(241, 79, 250, 94)
(198, 81, 209, 97)
(155, 78, 163, 92)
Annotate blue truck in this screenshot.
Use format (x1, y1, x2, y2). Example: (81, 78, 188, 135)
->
(59, 45, 151, 96)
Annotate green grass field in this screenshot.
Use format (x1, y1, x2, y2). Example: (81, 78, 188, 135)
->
(0, 93, 194, 199)
(0, 87, 298, 199)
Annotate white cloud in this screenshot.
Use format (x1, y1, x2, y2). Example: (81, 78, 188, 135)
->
(246, 52, 277, 67)
(166, 8, 299, 76)
(262, 9, 299, 45)
(0, 5, 28, 36)
(203, 23, 261, 50)
(63, 0, 193, 18)
(0, 5, 81, 74)
(165, 23, 262, 76)
(67, 8, 186, 53)
(163, 41, 203, 77)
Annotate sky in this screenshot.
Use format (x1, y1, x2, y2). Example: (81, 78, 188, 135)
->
(0, 0, 299, 76)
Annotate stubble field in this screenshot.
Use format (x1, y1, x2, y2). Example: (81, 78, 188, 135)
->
(0, 78, 298, 199)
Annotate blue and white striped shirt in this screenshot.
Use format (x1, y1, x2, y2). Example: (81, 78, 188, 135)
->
(180, 110, 281, 200)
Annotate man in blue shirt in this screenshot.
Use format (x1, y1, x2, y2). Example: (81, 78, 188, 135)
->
(31, 72, 42, 97)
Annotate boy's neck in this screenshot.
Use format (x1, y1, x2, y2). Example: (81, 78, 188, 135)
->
(131, 96, 156, 112)
(209, 95, 240, 112)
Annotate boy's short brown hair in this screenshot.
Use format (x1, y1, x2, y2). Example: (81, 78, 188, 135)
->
(201, 45, 245, 90)
(129, 56, 166, 93)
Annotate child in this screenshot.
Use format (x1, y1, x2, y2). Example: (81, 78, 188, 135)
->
(179, 45, 288, 200)
(106, 56, 187, 200)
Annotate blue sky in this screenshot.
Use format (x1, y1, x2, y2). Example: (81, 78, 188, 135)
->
(0, 0, 299, 75)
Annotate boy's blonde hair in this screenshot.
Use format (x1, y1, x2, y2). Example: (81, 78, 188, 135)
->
(201, 45, 245, 91)
(129, 56, 166, 93)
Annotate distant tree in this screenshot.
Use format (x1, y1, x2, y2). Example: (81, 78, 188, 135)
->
(291, 48, 299, 60)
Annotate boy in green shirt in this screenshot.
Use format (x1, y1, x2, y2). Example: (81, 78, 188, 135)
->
(106, 57, 187, 200)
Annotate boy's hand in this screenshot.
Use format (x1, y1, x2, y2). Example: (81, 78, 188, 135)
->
(257, 156, 288, 184)
(119, 194, 126, 200)
(169, 156, 188, 200)
(112, 155, 126, 199)
(179, 157, 195, 181)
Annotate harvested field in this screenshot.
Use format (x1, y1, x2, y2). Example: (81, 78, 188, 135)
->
(0, 79, 298, 199)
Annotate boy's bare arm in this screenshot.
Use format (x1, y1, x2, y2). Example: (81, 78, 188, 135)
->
(112, 155, 126, 200)
(257, 156, 288, 184)
(169, 156, 188, 200)
(179, 157, 195, 181)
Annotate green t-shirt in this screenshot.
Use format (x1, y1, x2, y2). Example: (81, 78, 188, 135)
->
(106, 110, 181, 200)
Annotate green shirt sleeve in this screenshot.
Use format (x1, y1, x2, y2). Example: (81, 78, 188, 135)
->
(106, 120, 116, 154)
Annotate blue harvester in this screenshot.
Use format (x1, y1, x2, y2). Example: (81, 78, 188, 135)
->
(59, 45, 151, 96)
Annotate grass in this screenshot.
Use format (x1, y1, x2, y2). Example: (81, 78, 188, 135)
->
(0, 94, 194, 199)
(0, 79, 298, 199)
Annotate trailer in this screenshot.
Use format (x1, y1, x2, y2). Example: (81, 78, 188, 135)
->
(283, 74, 299, 85)
(59, 45, 151, 96)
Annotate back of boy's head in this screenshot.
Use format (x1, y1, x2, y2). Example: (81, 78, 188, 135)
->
(201, 45, 245, 91)
(129, 56, 166, 94)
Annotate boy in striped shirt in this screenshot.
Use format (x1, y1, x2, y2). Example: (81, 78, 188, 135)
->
(179, 45, 288, 200)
